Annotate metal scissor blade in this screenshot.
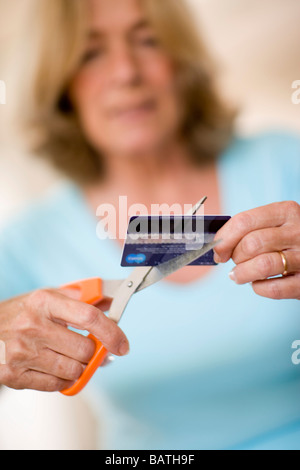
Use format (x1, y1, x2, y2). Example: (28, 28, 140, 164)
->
(102, 279, 124, 298)
(108, 240, 220, 323)
(187, 196, 207, 216)
(108, 266, 154, 323)
(136, 239, 222, 292)
(108, 196, 210, 323)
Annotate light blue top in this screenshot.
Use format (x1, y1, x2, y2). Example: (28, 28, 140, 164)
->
(0, 132, 300, 450)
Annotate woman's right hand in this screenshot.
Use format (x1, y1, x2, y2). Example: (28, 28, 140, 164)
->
(0, 289, 129, 392)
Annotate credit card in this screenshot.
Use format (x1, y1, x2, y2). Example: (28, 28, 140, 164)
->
(121, 215, 230, 267)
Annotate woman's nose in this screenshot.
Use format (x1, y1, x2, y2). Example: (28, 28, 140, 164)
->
(108, 43, 141, 87)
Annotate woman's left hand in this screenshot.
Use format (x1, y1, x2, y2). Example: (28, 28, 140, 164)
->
(214, 201, 300, 300)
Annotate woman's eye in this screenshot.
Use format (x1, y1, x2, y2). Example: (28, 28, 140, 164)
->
(137, 35, 159, 48)
(81, 48, 104, 64)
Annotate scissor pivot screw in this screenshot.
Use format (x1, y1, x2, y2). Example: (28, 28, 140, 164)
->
(127, 281, 134, 288)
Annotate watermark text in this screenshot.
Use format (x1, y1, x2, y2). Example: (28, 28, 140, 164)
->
(0, 80, 6, 105)
(291, 80, 300, 105)
(96, 196, 205, 241)
(291, 340, 300, 365)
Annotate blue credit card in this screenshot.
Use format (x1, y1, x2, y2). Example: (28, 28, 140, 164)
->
(121, 215, 230, 267)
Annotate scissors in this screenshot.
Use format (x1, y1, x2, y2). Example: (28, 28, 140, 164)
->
(60, 198, 221, 397)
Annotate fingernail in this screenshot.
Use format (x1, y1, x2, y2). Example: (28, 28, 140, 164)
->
(119, 340, 130, 356)
(228, 270, 236, 283)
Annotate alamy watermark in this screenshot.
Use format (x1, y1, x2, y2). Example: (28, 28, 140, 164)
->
(0, 80, 6, 105)
(291, 80, 300, 105)
(291, 340, 300, 366)
(96, 196, 205, 242)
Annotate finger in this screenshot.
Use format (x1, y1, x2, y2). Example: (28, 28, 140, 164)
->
(214, 201, 299, 263)
(45, 321, 96, 364)
(28, 348, 85, 382)
(4, 337, 85, 382)
(58, 288, 113, 312)
(0, 366, 72, 392)
(230, 250, 300, 285)
(231, 225, 299, 265)
(57, 288, 82, 301)
(36, 290, 130, 357)
(95, 297, 113, 312)
(252, 273, 300, 300)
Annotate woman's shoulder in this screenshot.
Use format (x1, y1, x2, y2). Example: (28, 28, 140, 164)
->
(221, 130, 300, 205)
(0, 182, 88, 299)
(0, 183, 81, 252)
(224, 130, 300, 165)
(222, 130, 300, 184)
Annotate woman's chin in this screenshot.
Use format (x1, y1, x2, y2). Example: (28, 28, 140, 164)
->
(107, 136, 168, 160)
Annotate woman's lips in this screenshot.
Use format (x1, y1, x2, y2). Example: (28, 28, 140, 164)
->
(109, 99, 156, 121)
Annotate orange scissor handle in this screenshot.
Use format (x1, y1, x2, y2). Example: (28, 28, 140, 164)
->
(60, 278, 109, 397)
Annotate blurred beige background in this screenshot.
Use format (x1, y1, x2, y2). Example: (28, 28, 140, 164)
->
(0, 0, 300, 227)
(0, 0, 299, 450)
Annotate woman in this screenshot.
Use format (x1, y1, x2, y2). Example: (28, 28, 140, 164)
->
(0, 0, 300, 450)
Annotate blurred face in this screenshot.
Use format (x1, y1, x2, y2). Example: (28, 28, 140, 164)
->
(69, 0, 182, 159)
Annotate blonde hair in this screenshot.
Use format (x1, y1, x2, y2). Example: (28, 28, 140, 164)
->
(18, 0, 235, 184)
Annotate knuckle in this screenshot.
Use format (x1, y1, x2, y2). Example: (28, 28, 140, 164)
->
(286, 201, 300, 219)
(45, 376, 65, 392)
(81, 305, 99, 330)
(26, 289, 52, 311)
(7, 339, 27, 365)
(0, 364, 28, 390)
(256, 255, 274, 279)
(56, 356, 82, 381)
(234, 212, 253, 234)
(55, 355, 66, 375)
(269, 281, 282, 300)
(78, 338, 95, 363)
(15, 311, 40, 338)
(69, 362, 84, 381)
(241, 234, 261, 257)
